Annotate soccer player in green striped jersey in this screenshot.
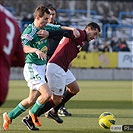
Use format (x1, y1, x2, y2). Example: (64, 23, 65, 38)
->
(3, 4, 79, 131)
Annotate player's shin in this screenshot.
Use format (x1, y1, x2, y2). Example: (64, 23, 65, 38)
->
(53, 90, 75, 113)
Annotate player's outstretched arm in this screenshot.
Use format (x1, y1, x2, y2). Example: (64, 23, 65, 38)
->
(61, 26, 80, 38)
(48, 30, 73, 38)
(37, 29, 80, 39)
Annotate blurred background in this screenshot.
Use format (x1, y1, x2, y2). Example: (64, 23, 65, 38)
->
(1, 0, 133, 80)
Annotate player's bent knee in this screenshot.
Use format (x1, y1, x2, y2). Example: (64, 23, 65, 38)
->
(76, 87, 80, 93)
(40, 92, 52, 103)
(52, 96, 62, 106)
(46, 91, 52, 99)
(69, 87, 80, 94)
(28, 98, 36, 105)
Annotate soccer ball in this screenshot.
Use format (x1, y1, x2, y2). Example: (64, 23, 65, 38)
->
(98, 112, 116, 129)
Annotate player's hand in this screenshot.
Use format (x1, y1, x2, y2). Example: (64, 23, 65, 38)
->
(37, 30, 49, 40)
(35, 49, 47, 60)
(72, 28, 80, 38)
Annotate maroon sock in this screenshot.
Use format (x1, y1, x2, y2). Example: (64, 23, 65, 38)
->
(54, 90, 75, 114)
(37, 98, 55, 116)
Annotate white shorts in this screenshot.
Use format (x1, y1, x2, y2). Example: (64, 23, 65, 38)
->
(46, 63, 76, 96)
(23, 63, 46, 90)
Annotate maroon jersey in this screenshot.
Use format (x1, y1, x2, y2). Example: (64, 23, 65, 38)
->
(48, 29, 87, 72)
(0, 5, 25, 104)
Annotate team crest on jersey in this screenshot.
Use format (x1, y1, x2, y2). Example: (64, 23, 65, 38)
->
(37, 40, 47, 45)
(37, 41, 41, 45)
(41, 46, 48, 53)
(22, 34, 33, 41)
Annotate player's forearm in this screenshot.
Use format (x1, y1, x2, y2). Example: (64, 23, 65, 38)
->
(48, 30, 73, 38)
(61, 26, 80, 38)
(61, 26, 75, 31)
(23, 45, 38, 54)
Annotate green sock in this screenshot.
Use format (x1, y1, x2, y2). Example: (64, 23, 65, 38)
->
(8, 103, 26, 120)
(30, 100, 44, 115)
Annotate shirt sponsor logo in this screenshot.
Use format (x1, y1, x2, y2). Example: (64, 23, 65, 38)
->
(22, 34, 33, 41)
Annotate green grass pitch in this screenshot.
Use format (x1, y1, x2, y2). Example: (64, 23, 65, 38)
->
(0, 80, 132, 133)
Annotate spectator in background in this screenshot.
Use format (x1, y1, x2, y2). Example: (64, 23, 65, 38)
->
(0, 4, 25, 106)
(110, 36, 118, 50)
(88, 40, 99, 52)
(120, 43, 130, 52)
(119, 38, 130, 52)
(89, 38, 101, 52)
(81, 41, 89, 52)
(100, 15, 110, 39)
(22, 13, 34, 22)
(20, 13, 34, 32)
(112, 38, 122, 52)
(110, 16, 119, 37)
(119, 37, 127, 45)
(101, 42, 110, 52)
(112, 38, 130, 52)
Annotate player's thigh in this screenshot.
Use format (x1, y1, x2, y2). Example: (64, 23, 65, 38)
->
(66, 70, 80, 93)
(46, 63, 66, 96)
(38, 83, 52, 99)
(23, 63, 46, 90)
(66, 69, 76, 85)
(67, 80, 80, 94)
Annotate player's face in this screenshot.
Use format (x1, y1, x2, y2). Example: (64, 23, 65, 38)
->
(86, 29, 99, 41)
(48, 9, 56, 24)
(37, 13, 50, 28)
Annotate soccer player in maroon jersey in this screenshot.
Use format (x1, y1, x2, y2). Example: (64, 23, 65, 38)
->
(45, 22, 100, 122)
(44, 6, 72, 116)
(32, 22, 100, 124)
(0, 4, 25, 106)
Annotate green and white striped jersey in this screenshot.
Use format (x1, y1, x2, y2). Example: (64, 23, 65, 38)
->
(21, 23, 61, 65)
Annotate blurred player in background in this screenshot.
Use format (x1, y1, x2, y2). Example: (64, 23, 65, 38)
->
(0, 4, 25, 106)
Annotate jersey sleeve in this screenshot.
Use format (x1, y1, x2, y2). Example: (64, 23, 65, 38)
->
(48, 30, 73, 39)
(21, 24, 34, 46)
(45, 23, 61, 31)
(21, 34, 33, 46)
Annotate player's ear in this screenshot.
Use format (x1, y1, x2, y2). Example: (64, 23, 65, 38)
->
(36, 15, 40, 20)
(86, 27, 91, 32)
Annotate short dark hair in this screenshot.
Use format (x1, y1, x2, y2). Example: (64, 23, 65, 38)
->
(85, 22, 101, 32)
(34, 4, 50, 18)
(47, 6, 56, 13)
